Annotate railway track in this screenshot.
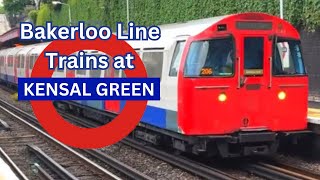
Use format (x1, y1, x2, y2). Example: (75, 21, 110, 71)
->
(0, 147, 28, 180)
(0, 99, 151, 180)
(58, 107, 320, 180)
(59, 111, 239, 180)
(242, 160, 320, 180)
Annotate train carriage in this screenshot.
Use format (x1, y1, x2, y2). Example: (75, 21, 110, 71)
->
(0, 49, 9, 81)
(0, 12, 310, 158)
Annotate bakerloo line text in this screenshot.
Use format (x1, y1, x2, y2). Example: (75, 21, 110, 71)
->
(23, 82, 154, 97)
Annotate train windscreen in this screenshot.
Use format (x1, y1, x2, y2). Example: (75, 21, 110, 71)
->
(184, 37, 234, 77)
(272, 38, 306, 76)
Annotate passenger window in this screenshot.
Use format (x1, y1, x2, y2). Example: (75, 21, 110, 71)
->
(184, 37, 234, 77)
(76, 70, 86, 75)
(142, 51, 164, 80)
(0, 57, 3, 66)
(244, 37, 264, 76)
(169, 41, 186, 77)
(20, 55, 24, 68)
(90, 69, 101, 77)
(30, 55, 35, 69)
(273, 39, 306, 76)
(17, 57, 20, 68)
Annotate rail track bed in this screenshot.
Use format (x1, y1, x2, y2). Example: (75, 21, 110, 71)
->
(0, 111, 115, 179)
(0, 99, 152, 180)
(61, 109, 320, 180)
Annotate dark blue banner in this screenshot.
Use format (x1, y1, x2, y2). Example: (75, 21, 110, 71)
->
(18, 78, 160, 100)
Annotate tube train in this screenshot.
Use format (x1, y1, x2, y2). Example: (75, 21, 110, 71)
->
(0, 12, 310, 158)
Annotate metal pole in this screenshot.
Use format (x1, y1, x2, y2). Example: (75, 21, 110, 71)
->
(67, 4, 72, 26)
(280, 0, 284, 19)
(127, 0, 129, 28)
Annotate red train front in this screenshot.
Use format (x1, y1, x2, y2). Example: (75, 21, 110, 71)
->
(177, 13, 309, 157)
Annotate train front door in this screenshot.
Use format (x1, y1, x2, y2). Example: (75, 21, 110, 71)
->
(237, 35, 273, 130)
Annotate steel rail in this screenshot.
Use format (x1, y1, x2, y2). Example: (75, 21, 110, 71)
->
(0, 147, 29, 180)
(28, 145, 78, 180)
(0, 99, 121, 180)
(0, 99, 152, 180)
(31, 163, 55, 180)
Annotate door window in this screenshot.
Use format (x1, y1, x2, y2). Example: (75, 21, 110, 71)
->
(169, 41, 186, 77)
(244, 37, 264, 76)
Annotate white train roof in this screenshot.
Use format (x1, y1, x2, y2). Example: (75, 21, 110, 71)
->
(125, 15, 229, 49)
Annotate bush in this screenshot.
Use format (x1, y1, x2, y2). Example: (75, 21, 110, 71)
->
(36, 0, 320, 31)
(0, 6, 5, 14)
(28, 10, 38, 23)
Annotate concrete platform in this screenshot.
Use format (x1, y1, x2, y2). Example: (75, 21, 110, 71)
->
(0, 157, 19, 180)
(308, 108, 320, 118)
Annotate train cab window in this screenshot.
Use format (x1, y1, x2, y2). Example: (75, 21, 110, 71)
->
(244, 37, 264, 76)
(184, 37, 234, 77)
(142, 51, 164, 79)
(169, 41, 186, 77)
(272, 39, 306, 76)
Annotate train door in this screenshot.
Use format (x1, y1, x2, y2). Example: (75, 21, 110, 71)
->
(17, 54, 25, 81)
(269, 37, 308, 131)
(87, 52, 105, 110)
(28, 54, 38, 77)
(0, 55, 4, 80)
(237, 35, 272, 130)
(162, 37, 187, 131)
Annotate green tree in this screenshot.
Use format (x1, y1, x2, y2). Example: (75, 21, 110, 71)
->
(3, 0, 33, 27)
(3, 0, 32, 15)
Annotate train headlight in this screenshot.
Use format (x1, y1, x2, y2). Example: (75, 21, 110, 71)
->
(278, 91, 286, 100)
(218, 93, 227, 102)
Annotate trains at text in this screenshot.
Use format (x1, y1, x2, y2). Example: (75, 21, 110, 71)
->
(0, 12, 310, 158)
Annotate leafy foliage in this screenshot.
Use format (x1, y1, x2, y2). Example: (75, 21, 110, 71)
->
(3, 0, 32, 15)
(28, 10, 38, 24)
(36, 0, 320, 31)
(0, 6, 5, 14)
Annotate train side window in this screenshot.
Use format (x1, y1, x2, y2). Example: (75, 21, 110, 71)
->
(169, 41, 186, 77)
(8, 56, 12, 67)
(90, 69, 101, 77)
(142, 51, 164, 80)
(0, 56, 3, 66)
(17, 56, 20, 68)
(56, 60, 65, 72)
(76, 69, 86, 75)
(244, 37, 264, 76)
(29, 55, 34, 69)
(20, 55, 24, 68)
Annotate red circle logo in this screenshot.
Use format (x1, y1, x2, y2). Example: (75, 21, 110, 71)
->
(30, 35, 148, 148)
